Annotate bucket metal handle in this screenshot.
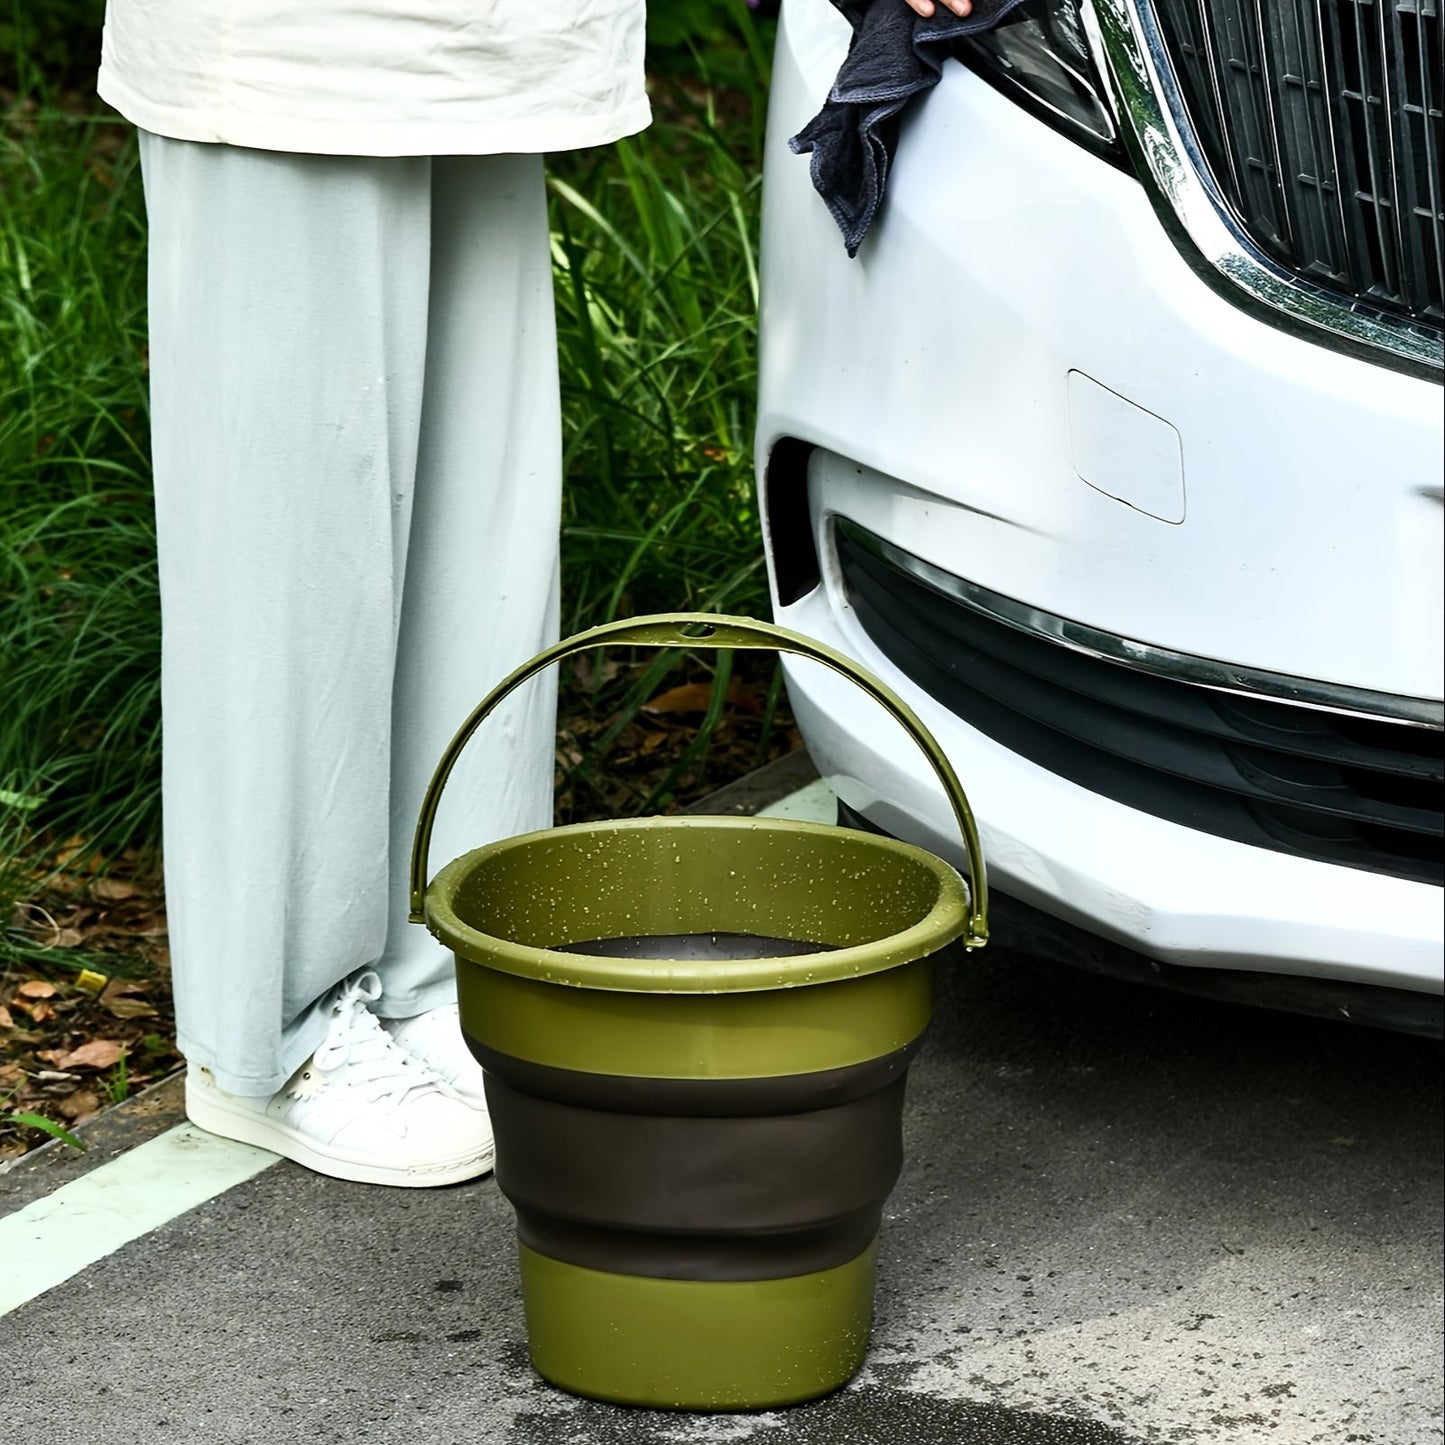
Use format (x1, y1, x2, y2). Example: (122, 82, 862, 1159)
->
(408, 613, 988, 947)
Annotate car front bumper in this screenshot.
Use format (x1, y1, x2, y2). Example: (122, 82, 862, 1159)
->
(757, 0, 1444, 995)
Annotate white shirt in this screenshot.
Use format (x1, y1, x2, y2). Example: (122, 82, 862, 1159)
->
(98, 1, 651, 157)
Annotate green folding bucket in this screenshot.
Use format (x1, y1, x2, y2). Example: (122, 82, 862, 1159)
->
(409, 615, 988, 1411)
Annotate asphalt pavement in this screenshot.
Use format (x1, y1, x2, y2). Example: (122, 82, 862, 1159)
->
(0, 771, 1440, 1444)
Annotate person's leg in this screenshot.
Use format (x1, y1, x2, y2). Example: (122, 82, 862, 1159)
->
(141, 134, 496, 1184)
(142, 132, 433, 1094)
(368, 151, 562, 1106)
(376, 151, 562, 1020)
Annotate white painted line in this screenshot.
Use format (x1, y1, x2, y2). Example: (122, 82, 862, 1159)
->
(757, 777, 836, 824)
(0, 1124, 277, 1315)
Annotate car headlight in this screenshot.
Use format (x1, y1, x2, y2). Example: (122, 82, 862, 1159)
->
(956, 0, 1121, 158)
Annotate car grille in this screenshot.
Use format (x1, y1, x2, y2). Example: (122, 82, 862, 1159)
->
(1151, 0, 1444, 329)
(835, 519, 1445, 887)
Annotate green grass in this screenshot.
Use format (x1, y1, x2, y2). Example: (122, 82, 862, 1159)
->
(1, 14, 777, 924)
(0, 104, 158, 896)
(551, 72, 770, 628)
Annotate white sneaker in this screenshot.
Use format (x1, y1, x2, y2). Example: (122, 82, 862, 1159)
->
(382, 1002, 488, 1109)
(185, 971, 494, 1187)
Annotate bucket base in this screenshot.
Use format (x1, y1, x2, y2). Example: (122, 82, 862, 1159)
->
(518, 1240, 878, 1411)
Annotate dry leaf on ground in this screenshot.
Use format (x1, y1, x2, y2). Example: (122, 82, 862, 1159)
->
(100, 976, 156, 1023)
(91, 877, 140, 902)
(571, 655, 622, 692)
(104, 997, 158, 1019)
(100, 979, 149, 1001)
(643, 680, 765, 717)
(644, 680, 717, 714)
(53, 837, 107, 873)
(58, 1089, 102, 1121)
(56, 1039, 125, 1071)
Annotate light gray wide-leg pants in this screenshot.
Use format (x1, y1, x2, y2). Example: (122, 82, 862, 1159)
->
(140, 135, 560, 1096)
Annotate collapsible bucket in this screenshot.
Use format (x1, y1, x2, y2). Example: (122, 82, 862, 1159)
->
(409, 615, 988, 1410)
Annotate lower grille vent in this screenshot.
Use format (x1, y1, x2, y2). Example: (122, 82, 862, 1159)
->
(836, 518, 1443, 885)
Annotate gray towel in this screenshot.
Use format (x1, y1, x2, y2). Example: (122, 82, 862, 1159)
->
(789, 0, 1029, 256)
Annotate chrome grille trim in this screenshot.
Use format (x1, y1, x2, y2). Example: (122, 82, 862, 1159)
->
(1152, 0, 1442, 325)
(835, 519, 1445, 730)
(1084, 0, 1445, 377)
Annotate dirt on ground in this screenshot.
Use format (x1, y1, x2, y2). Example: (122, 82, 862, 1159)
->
(1, 676, 799, 1161)
(1, 857, 178, 1163)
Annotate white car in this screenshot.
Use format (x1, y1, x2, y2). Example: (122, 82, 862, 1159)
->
(755, 0, 1444, 1031)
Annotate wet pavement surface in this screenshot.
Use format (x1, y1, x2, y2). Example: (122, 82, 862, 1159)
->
(2, 940, 1440, 1444)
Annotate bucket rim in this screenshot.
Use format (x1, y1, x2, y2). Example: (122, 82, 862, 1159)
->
(423, 815, 971, 993)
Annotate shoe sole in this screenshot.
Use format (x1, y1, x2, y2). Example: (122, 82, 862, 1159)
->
(185, 1074, 495, 1188)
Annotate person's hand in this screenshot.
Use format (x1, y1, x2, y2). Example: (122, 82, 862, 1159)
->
(901, 0, 973, 16)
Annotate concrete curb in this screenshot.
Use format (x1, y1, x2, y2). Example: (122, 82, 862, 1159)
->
(0, 1070, 188, 1217)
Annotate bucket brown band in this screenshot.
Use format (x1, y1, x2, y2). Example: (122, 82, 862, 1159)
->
(479, 1044, 918, 1283)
